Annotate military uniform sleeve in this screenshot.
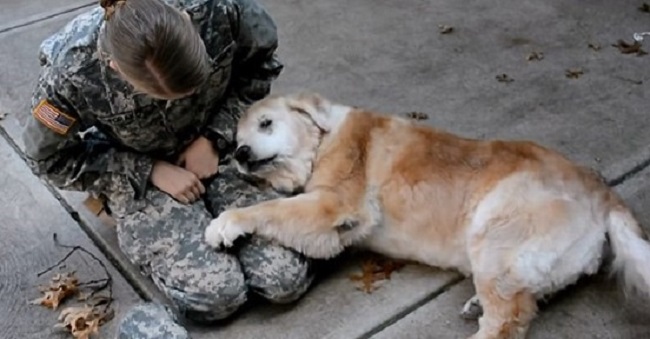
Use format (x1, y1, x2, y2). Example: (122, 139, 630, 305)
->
(22, 65, 154, 199)
(204, 0, 283, 151)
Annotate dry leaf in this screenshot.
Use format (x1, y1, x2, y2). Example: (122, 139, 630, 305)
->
(565, 68, 584, 79)
(495, 74, 514, 83)
(639, 3, 650, 13)
(31, 272, 79, 310)
(438, 25, 454, 34)
(349, 257, 407, 293)
(55, 305, 108, 339)
(77, 292, 91, 302)
(401, 112, 429, 120)
(588, 43, 601, 51)
(612, 39, 648, 56)
(32, 237, 116, 339)
(526, 51, 544, 61)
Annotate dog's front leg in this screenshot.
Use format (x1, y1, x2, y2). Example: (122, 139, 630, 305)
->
(205, 189, 350, 259)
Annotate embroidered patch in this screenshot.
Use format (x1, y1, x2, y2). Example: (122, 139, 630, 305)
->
(33, 99, 76, 135)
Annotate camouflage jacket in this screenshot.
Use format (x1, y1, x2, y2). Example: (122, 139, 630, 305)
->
(22, 0, 282, 200)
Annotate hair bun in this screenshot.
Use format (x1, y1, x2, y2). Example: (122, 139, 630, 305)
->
(100, 0, 126, 20)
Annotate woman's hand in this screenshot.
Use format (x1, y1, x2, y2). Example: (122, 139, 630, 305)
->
(150, 160, 205, 204)
(177, 136, 220, 179)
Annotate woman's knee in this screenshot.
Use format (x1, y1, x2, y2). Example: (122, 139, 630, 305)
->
(238, 236, 314, 304)
(113, 188, 214, 268)
(113, 189, 248, 322)
(150, 249, 249, 323)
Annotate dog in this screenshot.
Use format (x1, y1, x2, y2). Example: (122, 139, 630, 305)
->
(205, 92, 650, 339)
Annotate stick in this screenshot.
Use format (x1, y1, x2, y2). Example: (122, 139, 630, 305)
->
(37, 233, 114, 311)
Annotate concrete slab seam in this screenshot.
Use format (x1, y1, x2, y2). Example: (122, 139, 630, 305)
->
(0, 2, 96, 35)
(357, 275, 466, 339)
(608, 156, 650, 187)
(0, 124, 154, 303)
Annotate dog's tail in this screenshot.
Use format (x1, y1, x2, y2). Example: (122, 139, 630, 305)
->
(606, 201, 650, 298)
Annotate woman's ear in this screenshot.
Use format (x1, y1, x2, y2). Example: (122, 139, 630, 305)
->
(108, 60, 120, 72)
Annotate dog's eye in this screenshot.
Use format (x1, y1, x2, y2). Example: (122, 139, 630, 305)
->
(259, 119, 272, 129)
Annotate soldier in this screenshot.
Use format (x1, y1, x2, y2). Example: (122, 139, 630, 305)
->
(21, 0, 314, 337)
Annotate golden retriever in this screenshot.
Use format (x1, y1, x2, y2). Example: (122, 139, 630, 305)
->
(204, 92, 650, 339)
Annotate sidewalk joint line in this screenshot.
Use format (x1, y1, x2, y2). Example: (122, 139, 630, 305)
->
(0, 124, 153, 302)
(356, 275, 466, 339)
(0, 3, 95, 35)
(607, 157, 650, 187)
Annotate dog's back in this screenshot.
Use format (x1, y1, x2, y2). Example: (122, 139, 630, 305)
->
(309, 109, 622, 275)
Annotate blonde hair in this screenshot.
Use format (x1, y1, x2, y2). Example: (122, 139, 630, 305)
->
(99, 0, 210, 98)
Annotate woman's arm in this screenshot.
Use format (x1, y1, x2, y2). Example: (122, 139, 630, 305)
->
(22, 63, 155, 200)
(203, 0, 284, 153)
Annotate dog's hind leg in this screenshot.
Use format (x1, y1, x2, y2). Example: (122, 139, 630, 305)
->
(464, 174, 609, 338)
(461, 294, 483, 320)
(468, 277, 537, 339)
(462, 229, 540, 339)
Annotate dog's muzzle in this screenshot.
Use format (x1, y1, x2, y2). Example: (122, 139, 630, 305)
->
(234, 145, 252, 164)
(234, 145, 277, 172)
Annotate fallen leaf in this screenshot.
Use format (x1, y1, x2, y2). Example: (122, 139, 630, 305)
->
(565, 68, 584, 79)
(31, 272, 79, 310)
(32, 238, 116, 339)
(55, 305, 109, 339)
(495, 74, 514, 83)
(349, 256, 407, 293)
(526, 51, 544, 61)
(77, 292, 91, 302)
(401, 111, 429, 120)
(588, 43, 601, 51)
(612, 39, 648, 56)
(438, 25, 454, 34)
(639, 3, 650, 13)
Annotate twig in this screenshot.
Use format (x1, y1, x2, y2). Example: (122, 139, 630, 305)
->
(37, 233, 114, 311)
(37, 247, 78, 277)
(78, 278, 110, 287)
(613, 76, 643, 85)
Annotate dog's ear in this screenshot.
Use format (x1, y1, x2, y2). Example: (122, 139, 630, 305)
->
(286, 92, 332, 132)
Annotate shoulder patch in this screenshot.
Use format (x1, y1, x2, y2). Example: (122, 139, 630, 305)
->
(33, 99, 77, 135)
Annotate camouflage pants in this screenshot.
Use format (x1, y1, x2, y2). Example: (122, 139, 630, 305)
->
(109, 164, 314, 336)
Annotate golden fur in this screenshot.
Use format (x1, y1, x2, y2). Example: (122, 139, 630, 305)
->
(205, 92, 650, 339)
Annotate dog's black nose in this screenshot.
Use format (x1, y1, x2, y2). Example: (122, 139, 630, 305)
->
(234, 145, 252, 163)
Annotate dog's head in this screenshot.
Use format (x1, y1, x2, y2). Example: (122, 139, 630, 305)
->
(233, 92, 332, 194)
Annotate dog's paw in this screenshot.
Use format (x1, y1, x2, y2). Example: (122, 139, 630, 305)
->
(204, 210, 248, 249)
(460, 295, 483, 320)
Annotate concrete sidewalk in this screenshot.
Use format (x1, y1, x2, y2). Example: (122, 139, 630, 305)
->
(1, 0, 649, 338)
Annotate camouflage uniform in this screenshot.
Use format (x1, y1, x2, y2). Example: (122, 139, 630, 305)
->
(21, 0, 313, 337)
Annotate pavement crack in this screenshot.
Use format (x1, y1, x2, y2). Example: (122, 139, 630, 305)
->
(356, 275, 466, 339)
(607, 157, 650, 187)
(0, 2, 95, 35)
(0, 124, 151, 302)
